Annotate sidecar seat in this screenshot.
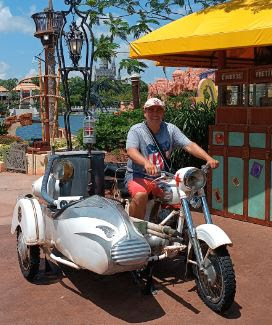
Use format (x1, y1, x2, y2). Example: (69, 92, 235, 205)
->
(104, 162, 130, 199)
(115, 166, 130, 199)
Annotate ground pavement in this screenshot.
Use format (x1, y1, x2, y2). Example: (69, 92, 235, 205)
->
(0, 172, 272, 325)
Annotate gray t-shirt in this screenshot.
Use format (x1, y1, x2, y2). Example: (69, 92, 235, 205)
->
(125, 121, 191, 182)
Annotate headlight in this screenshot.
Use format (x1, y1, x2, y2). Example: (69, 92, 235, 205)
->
(184, 168, 206, 190)
(52, 159, 74, 181)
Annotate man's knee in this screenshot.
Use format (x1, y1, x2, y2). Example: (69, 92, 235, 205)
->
(134, 191, 148, 202)
(129, 191, 148, 219)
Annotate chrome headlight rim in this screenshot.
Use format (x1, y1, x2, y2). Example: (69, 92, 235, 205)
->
(183, 167, 206, 190)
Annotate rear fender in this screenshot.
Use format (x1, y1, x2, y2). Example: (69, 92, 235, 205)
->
(11, 197, 45, 245)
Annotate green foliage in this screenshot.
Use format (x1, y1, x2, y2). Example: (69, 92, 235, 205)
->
(77, 108, 144, 150)
(77, 97, 216, 171)
(0, 122, 8, 135)
(84, 0, 228, 77)
(165, 101, 216, 170)
(118, 59, 148, 75)
(0, 134, 22, 145)
(93, 35, 119, 62)
(165, 92, 196, 110)
(0, 78, 18, 91)
(95, 79, 148, 107)
(59, 77, 85, 107)
(103, 13, 130, 43)
(52, 137, 80, 151)
(0, 144, 11, 162)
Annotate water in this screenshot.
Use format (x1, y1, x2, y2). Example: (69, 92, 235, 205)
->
(13, 115, 85, 140)
(1, 108, 118, 140)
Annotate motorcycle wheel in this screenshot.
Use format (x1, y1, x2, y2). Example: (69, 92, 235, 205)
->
(194, 243, 236, 313)
(17, 229, 40, 281)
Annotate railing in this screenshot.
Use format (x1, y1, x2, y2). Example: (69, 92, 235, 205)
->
(32, 11, 63, 35)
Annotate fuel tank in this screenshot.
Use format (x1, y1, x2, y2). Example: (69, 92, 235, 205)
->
(51, 195, 151, 275)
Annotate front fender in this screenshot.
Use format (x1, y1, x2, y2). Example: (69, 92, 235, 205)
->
(196, 224, 232, 249)
(11, 197, 45, 245)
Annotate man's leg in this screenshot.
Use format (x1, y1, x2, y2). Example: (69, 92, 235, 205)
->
(129, 191, 148, 219)
(127, 178, 154, 219)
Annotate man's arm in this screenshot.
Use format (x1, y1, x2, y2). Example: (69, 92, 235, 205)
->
(184, 142, 219, 168)
(127, 148, 158, 175)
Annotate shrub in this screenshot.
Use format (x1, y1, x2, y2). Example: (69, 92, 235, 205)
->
(166, 101, 216, 170)
(0, 121, 8, 136)
(0, 134, 22, 145)
(77, 109, 144, 151)
(76, 100, 216, 170)
(53, 137, 80, 151)
(0, 144, 11, 161)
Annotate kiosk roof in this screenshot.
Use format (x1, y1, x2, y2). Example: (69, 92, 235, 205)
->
(130, 0, 272, 68)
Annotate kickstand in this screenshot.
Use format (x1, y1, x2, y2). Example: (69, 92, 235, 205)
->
(142, 261, 157, 296)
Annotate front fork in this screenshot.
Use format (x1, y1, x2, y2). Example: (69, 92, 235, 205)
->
(181, 194, 212, 270)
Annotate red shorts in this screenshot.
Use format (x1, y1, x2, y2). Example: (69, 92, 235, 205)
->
(127, 178, 163, 198)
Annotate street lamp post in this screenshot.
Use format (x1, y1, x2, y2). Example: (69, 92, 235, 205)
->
(32, 0, 63, 148)
(56, 0, 95, 151)
(131, 73, 141, 109)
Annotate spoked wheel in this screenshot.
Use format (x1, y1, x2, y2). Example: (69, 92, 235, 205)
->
(194, 243, 236, 313)
(17, 229, 40, 281)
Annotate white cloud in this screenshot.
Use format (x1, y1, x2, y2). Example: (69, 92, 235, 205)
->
(0, 2, 33, 34)
(0, 61, 9, 79)
(24, 68, 38, 79)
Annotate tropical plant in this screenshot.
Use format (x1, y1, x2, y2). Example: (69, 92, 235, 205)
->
(77, 108, 144, 150)
(0, 78, 18, 91)
(93, 35, 120, 63)
(0, 134, 22, 145)
(166, 101, 216, 170)
(0, 121, 8, 136)
(0, 144, 11, 162)
(77, 97, 216, 171)
(85, 0, 228, 76)
(118, 59, 148, 76)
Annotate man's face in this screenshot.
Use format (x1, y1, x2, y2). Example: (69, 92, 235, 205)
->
(144, 105, 164, 123)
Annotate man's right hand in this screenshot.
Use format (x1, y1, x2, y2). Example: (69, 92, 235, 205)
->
(144, 160, 158, 176)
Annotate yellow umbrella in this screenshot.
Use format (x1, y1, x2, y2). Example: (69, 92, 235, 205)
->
(130, 0, 272, 68)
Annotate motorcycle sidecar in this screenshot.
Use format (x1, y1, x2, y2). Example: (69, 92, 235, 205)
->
(11, 151, 151, 280)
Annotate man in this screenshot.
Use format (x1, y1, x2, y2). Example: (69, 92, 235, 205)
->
(125, 97, 219, 219)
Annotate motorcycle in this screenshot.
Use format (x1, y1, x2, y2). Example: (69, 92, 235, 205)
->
(11, 151, 236, 314)
(107, 162, 236, 312)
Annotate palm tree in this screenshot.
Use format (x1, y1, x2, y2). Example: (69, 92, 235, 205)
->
(103, 13, 130, 43)
(129, 12, 159, 38)
(118, 58, 148, 76)
(93, 34, 119, 63)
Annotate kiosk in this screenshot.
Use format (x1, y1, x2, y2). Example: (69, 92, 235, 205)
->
(130, 0, 272, 226)
(209, 61, 272, 226)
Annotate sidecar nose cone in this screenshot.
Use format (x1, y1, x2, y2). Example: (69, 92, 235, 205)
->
(111, 238, 150, 266)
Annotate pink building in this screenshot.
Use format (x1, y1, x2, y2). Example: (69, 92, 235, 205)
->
(148, 68, 215, 99)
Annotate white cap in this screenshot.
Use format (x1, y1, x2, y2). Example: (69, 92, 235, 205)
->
(144, 97, 165, 109)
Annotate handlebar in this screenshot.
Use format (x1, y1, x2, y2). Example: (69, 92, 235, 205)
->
(144, 171, 175, 184)
(201, 163, 211, 174)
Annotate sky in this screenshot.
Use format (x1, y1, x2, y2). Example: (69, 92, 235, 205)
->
(0, 0, 188, 84)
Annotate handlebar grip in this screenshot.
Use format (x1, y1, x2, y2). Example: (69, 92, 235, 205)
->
(201, 163, 211, 173)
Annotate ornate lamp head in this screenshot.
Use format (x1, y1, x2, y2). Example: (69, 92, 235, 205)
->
(66, 21, 84, 67)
